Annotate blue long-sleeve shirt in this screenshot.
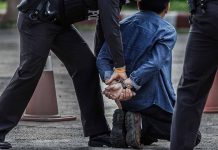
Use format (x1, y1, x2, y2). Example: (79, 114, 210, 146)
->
(97, 11, 177, 113)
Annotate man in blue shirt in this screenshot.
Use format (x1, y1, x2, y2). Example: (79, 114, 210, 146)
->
(97, 0, 176, 148)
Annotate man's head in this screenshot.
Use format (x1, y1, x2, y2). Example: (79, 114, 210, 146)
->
(137, 0, 170, 16)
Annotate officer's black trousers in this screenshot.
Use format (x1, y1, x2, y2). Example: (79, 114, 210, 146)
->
(0, 12, 110, 141)
(170, 1, 218, 150)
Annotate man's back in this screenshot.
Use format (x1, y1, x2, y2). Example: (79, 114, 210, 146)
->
(120, 11, 176, 74)
(97, 11, 177, 112)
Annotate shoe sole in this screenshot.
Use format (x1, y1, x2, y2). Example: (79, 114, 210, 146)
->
(111, 109, 127, 148)
(195, 131, 201, 147)
(0, 145, 12, 149)
(88, 141, 107, 147)
(125, 112, 142, 149)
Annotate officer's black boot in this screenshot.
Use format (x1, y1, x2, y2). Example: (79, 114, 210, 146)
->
(88, 133, 111, 147)
(0, 140, 12, 149)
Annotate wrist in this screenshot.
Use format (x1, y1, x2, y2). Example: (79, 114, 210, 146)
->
(114, 66, 126, 73)
(124, 78, 133, 89)
(119, 78, 133, 89)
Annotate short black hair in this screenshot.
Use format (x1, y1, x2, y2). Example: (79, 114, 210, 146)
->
(138, 0, 170, 14)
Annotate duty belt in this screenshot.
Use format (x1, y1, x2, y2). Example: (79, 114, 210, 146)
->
(196, 0, 217, 13)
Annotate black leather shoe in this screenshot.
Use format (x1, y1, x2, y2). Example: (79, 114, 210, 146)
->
(195, 131, 201, 147)
(88, 133, 111, 147)
(0, 141, 12, 149)
(111, 109, 127, 148)
(141, 135, 158, 145)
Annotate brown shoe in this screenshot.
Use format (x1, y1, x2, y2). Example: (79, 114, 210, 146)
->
(125, 111, 142, 149)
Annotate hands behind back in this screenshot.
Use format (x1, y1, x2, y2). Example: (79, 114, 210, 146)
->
(103, 79, 136, 101)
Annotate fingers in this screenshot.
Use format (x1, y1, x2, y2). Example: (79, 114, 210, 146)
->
(103, 86, 123, 100)
(103, 82, 136, 101)
(118, 90, 125, 101)
(105, 73, 117, 85)
(105, 83, 121, 91)
(106, 72, 127, 85)
(125, 88, 132, 99)
(118, 89, 136, 101)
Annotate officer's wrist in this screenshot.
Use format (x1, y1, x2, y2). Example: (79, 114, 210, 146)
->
(114, 66, 126, 73)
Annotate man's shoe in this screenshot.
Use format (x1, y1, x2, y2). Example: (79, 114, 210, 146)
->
(125, 111, 142, 149)
(0, 141, 12, 149)
(88, 133, 111, 147)
(110, 109, 127, 148)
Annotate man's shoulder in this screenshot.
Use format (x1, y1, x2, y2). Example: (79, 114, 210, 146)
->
(160, 19, 176, 34)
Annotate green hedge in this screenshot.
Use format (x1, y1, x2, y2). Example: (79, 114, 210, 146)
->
(125, 0, 188, 12)
(0, 1, 6, 9)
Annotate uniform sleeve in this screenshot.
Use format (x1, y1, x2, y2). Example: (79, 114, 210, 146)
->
(97, 0, 125, 68)
(96, 43, 114, 82)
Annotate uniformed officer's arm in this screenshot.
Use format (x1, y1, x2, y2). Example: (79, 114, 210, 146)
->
(97, 0, 125, 68)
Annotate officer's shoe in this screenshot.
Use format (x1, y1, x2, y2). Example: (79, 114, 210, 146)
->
(125, 111, 142, 149)
(110, 109, 127, 148)
(88, 133, 111, 147)
(195, 131, 201, 147)
(0, 140, 12, 149)
(140, 134, 158, 145)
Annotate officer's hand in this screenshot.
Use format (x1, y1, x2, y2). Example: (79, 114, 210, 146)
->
(106, 68, 127, 85)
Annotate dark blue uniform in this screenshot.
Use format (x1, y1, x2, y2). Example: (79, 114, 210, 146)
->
(171, 0, 218, 149)
(0, 0, 127, 148)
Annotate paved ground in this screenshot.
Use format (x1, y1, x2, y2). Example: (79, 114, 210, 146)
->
(0, 28, 218, 150)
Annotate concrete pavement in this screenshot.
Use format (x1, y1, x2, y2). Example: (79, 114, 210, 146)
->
(0, 28, 218, 150)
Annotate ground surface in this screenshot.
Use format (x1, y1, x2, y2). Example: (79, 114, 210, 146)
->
(0, 28, 217, 150)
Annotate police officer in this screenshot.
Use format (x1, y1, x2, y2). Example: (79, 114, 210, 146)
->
(170, 0, 218, 149)
(0, 0, 128, 149)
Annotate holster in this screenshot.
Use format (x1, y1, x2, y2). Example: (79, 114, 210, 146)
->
(17, 0, 59, 23)
(17, 0, 39, 12)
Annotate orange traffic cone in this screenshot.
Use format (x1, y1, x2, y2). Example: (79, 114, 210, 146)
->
(22, 55, 76, 121)
(204, 70, 218, 113)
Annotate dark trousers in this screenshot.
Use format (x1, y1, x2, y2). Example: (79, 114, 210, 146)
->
(0, 12, 110, 141)
(170, 2, 218, 150)
(141, 106, 172, 141)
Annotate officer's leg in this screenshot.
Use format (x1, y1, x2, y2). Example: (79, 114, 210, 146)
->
(0, 13, 59, 142)
(170, 31, 218, 150)
(51, 25, 110, 137)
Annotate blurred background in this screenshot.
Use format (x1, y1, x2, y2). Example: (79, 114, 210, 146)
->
(0, 0, 188, 27)
(0, 1, 218, 150)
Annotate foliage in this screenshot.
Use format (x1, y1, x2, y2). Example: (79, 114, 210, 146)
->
(0, 1, 6, 9)
(125, 0, 188, 12)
